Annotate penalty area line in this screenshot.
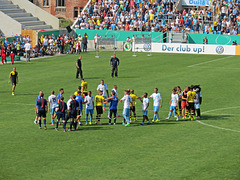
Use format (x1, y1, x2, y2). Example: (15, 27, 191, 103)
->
(187, 56, 233, 68)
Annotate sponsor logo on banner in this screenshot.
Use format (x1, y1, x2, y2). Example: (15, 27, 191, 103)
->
(143, 43, 151, 52)
(124, 42, 132, 51)
(216, 46, 224, 54)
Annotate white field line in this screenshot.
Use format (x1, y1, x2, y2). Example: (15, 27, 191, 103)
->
(187, 56, 233, 67)
(192, 66, 240, 70)
(197, 106, 240, 133)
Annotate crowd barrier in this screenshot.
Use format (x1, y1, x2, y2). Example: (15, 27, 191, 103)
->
(134, 43, 240, 55)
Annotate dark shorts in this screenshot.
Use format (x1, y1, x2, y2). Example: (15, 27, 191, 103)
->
(188, 102, 195, 110)
(70, 111, 77, 119)
(109, 109, 117, 118)
(130, 106, 135, 112)
(96, 106, 103, 114)
(12, 80, 17, 86)
(57, 112, 65, 120)
(38, 110, 46, 118)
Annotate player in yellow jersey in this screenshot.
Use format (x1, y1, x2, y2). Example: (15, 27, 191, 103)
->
(186, 85, 196, 120)
(9, 67, 18, 95)
(130, 89, 139, 122)
(81, 78, 88, 97)
(74, 86, 82, 97)
(95, 90, 106, 125)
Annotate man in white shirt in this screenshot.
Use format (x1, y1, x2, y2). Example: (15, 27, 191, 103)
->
(84, 91, 94, 125)
(120, 90, 132, 127)
(140, 93, 150, 125)
(149, 88, 162, 122)
(94, 33, 99, 50)
(24, 41, 31, 62)
(166, 89, 179, 121)
(66, 96, 73, 122)
(97, 80, 109, 111)
(48, 90, 57, 126)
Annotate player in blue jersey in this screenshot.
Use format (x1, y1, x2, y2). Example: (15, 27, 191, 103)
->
(55, 96, 67, 132)
(120, 90, 132, 127)
(34, 90, 43, 124)
(36, 93, 48, 129)
(148, 88, 163, 122)
(57, 88, 64, 125)
(166, 89, 179, 121)
(75, 91, 84, 128)
(69, 95, 79, 131)
(84, 91, 94, 125)
(105, 91, 119, 125)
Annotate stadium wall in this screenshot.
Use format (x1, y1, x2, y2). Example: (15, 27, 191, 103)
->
(134, 43, 240, 55)
(76, 29, 165, 43)
(188, 34, 240, 45)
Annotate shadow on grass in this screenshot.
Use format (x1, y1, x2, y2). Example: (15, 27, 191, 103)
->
(198, 115, 233, 121)
(117, 76, 139, 79)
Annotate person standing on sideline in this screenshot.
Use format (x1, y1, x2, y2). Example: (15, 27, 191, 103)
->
(94, 33, 99, 50)
(9, 67, 18, 96)
(76, 56, 83, 79)
(110, 54, 119, 78)
(97, 80, 109, 111)
(24, 41, 31, 62)
(82, 34, 88, 52)
(1, 44, 7, 64)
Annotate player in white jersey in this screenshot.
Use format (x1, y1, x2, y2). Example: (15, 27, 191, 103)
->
(66, 96, 73, 122)
(149, 88, 162, 122)
(97, 80, 109, 111)
(120, 90, 132, 127)
(139, 93, 150, 125)
(48, 90, 57, 126)
(84, 91, 94, 125)
(166, 89, 179, 121)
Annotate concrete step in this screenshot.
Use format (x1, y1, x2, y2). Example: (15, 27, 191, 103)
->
(23, 25, 52, 30)
(6, 12, 32, 17)
(14, 16, 39, 22)
(0, 4, 18, 9)
(21, 21, 45, 26)
(0, 1, 12, 5)
(0, 9, 25, 13)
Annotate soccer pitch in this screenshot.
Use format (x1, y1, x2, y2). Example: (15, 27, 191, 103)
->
(0, 51, 240, 179)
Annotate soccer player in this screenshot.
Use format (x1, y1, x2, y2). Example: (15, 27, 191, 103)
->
(139, 93, 150, 125)
(97, 80, 109, 111)
(166, 89, 179, 121)
(194, 85, 202, 119)
(84, 91, 94, 125)
(34, 90, 43, 124)
(48, 91, 57, 126)
(81, 78, 88, 97)
(69, 95, 79, 131)
(95, 90, 105, 125)
(57, 88, 64, 103)
(74, 86, 81, 96)
(130, 89, 139, 122)
(105, 91, 119, 125)
(76, 56, 83, 79)
(181, 86, 189, 119)
(55, 96, 67, 131)
(148, 88, 162, 122)
(176, 86, 182, 116)
(9, 67, 18, 96)
(120, 90, 132, 127)
(36, 93, 48, 129)
(75, 91, 84, 127)
(187, 85, 197, 120)
(66, 95, 73, 122)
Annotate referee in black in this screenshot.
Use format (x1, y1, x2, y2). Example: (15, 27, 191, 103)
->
(76, 56, 83, 79)
(110, 54, 119, 78)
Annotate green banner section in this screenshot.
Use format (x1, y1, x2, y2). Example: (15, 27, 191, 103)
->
(188, 33, 240, 45)
(76, 29, 165, 43)
(38, 30, 60, 37)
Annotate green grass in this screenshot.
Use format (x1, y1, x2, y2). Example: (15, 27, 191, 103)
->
(1, 52, 240, 180)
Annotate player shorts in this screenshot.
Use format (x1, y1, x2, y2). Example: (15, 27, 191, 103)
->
(85, 108, 94, 115)
(188, 102, 195, 110)
(1, 54, 6, 60)
(70, 111, 77, 119)
(181, 101, 186, 109)
(153, 106, 159, 112)
(96, 106, 103, 114)
(169, 106, 176, 111)
(50, 108, 55, 115)
(122, 108, 130, 116)
(57, 112, 65, 120)
(77, 109, 82, 117)
(130, 106, 136, 112)
(12, 80, 17, 86)
(142, 110, 148, 116)
(38, 110, 46, 118)
(109, 109, 117, 118)
(194, 103, 200, 109)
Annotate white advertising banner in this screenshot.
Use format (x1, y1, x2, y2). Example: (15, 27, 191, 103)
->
(133, 43, 236, 55)
(182, 0, 210, 6)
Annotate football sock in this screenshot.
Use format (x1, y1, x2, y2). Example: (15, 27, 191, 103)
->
(156, 113, 159, 120)
(43, 119, 46, 126)
(70, 121, 73, 130)
(56, 121, 59, 128)
(86, 116, 88, 123)
(63, 122, 66, 129)
(90, 114, 92, 122)
(134, 113, 136, 119)
(143, 116, 146, 122)
(74, 121, 77, 129)
(114, 117, 116, 123)
(173, 108, 176, 117)
(197, 109, 200, 117)
(109, 118, 111, 124)
(168, 111, 172, 118)
(39, 120, 41, 127)
(153, 114, 156, 120)
(51, 119, 54, 124)
(126, 116, 130, 124)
